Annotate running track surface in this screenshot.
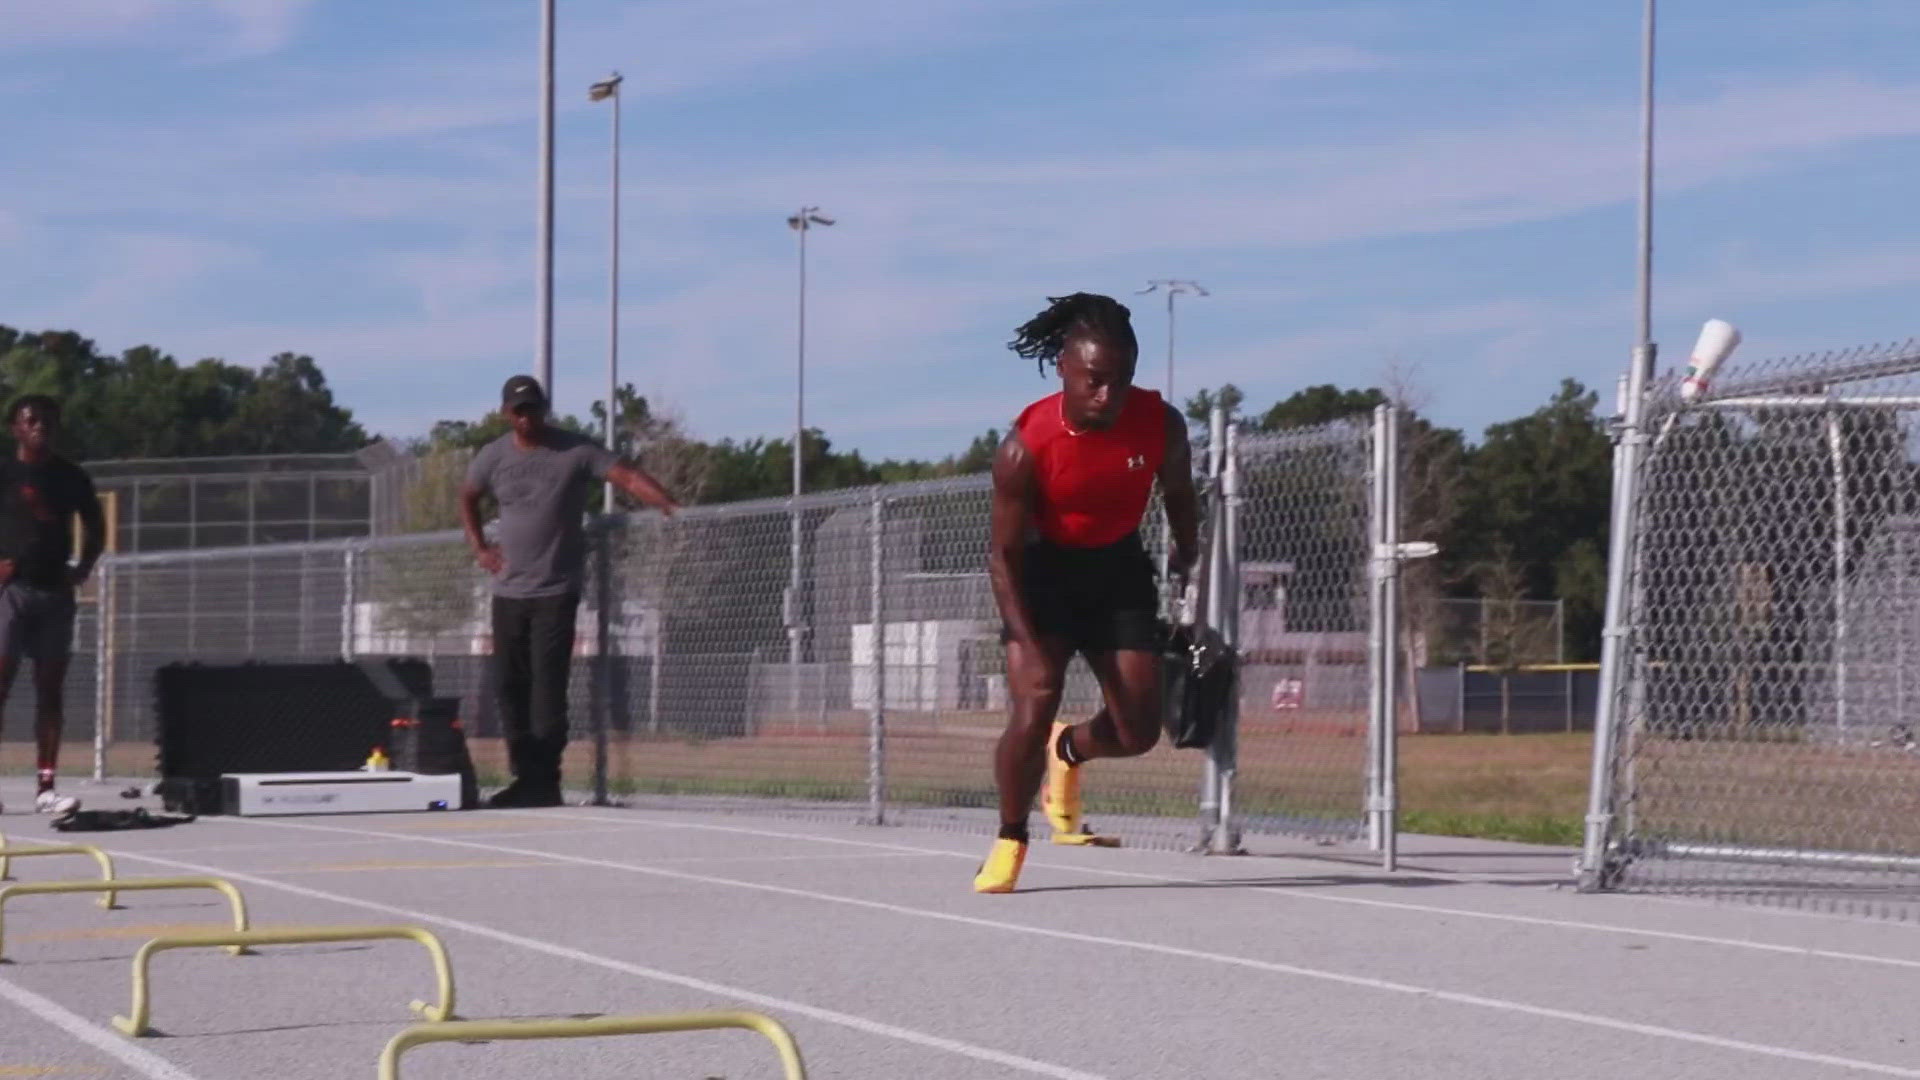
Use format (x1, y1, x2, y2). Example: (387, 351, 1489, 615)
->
(2, 776, 1917, 1080)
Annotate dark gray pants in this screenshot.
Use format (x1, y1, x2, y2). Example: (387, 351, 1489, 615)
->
(0, 582, 77, 661)
(491, 591, 579, 790)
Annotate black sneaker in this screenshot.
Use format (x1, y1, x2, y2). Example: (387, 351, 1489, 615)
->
(486, 781, 564, 809)
(485, 781, 533, 809)
(520, 784, 564, 808)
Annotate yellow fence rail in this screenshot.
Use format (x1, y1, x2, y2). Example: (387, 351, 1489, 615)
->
(114, 925, 455, 1037)
(0, 877, 248, 962)
(0, 834, 118, 908)
(379, 1010, 807, 1080)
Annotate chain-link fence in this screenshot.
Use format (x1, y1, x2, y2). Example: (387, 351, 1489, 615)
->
(1583, 340, 1920, 918)
(1230, 419, 1376, 844)
(62, 410, 1404, 856)
(85, 451, 388, 553)
(1424, 598, 1565, 667)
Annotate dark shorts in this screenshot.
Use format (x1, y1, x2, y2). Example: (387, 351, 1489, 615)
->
(1003, 532, 1163, 655)
(0, 582, 76, 662)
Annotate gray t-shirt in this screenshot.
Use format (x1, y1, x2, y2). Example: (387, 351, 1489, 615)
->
(466, 431, 618, 598)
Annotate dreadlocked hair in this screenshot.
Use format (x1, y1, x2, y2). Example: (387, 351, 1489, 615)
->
(1006, 292, 1138, 375)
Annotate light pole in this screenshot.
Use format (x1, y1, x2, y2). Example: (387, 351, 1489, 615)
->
(1580, 0, 1659, 889)
(1137, 280, 1209, 406)
(1635, 0, 1656, 360)
(590, 72, 623, 512)
(1138, 280, 1208, 585)
(786, 206, 834, 704)
(536, 0, 556, 395)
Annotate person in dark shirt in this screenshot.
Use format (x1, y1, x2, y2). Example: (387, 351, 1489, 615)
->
(974, 294, 1200, 893)
(460, 375, 680, 808)
(0, 396, 104, 816)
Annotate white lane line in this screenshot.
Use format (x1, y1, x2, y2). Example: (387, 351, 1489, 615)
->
(609, 851, 936, 866)
(519, 809, 1920, 973)
(119, 825, 641, 857)
(252, 851, 932, 876)
(0, 971, 204, 1080)
(228, 814, 1920, 1078)
(108, 847, 1106, 1080)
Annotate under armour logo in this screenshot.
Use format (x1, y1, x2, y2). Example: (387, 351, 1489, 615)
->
(1125, 455, 1147, 470)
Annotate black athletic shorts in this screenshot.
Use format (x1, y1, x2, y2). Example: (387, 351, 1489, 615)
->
(1002, 531, 1162, 655)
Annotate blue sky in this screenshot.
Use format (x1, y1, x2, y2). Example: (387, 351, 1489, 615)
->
(5, 0, 1920, 460)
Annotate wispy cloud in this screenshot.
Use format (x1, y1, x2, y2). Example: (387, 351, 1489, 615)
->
(1218, 42, 1393, 82)
(36, 234, 256, 332)
(48, 67, 1920, 445)
(0, 0, 314, 58)
(542, 72, 1920, 274)
(8, 0, 1920, 460)
(587, 0, 1059, 97)
(1676, 240, 1920, 313)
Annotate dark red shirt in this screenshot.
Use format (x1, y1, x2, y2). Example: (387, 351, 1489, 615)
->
(0, 455, 97, 592)
(1015, 388, 1167, 548)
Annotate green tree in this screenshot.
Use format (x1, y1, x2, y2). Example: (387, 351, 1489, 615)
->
(589, 384, 714, 510)
(1457, 379, 1613, 659)
(1253, 384, 1389, 432)
(0, 326, 366, 460)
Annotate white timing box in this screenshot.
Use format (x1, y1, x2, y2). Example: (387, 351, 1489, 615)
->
(221, 771, 464, 816)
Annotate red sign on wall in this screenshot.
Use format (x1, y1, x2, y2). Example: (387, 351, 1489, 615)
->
(1271, 678, 1304, 711)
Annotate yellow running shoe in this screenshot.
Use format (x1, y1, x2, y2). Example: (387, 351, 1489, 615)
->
(972, 837, 1027, 893)
(1052, 827, 1122, 848)
(1043, 720, 1083, 837)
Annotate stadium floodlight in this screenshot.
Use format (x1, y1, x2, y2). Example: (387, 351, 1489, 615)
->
(536, 0, 556, 395)
(1137, 280, 1210, 405)
(590, 72, 624, 511)
(785, 206, 836, 703)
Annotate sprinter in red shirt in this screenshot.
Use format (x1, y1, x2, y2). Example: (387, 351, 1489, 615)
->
(974, 293, 1201, 893)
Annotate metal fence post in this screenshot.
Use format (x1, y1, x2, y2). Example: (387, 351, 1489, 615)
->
(868, 491, 887, 826)
(1555, 598, 1567, 664)
(1380, 406, 1401, 871)
(1367, 406, 1389, 852)
(340, 545, 358, 661)
(1827, 409, 1849, 737)
(591, 522, 614, 807)
(1198, 406, 1227, 848)
(92, 562, 112, 782)
(648, 608, 663, 736)
(1206, 423, 1244, 856)
(1579, 343, 1655, 891)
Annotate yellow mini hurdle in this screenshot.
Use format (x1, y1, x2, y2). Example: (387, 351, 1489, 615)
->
(0, 877, 248, 961)
(0, 833, 118, 908)
(378, 1010, 807, 1080)
(114, 925, 455, 1037)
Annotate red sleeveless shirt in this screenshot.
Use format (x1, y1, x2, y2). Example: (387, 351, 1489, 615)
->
(1014, 387, 1168, 548)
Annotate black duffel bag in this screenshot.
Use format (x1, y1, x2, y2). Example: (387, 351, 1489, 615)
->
(1161, 620, 1239, 750)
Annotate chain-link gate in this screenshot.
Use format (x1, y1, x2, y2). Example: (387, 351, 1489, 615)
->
(1582, 340, 1920, 918)
(80, 409, 1408, 862)
(1225, 414, 1379, 851)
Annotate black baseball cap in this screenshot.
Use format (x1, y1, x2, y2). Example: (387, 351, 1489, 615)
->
(501, 375, 547, 410)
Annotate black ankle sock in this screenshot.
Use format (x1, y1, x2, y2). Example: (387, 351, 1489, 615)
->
(1055, 726, 1085, 766)
(997, 822, 1030, 843)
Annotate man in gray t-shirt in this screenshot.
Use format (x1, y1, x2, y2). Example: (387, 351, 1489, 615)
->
(461, 374, 679, 807)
